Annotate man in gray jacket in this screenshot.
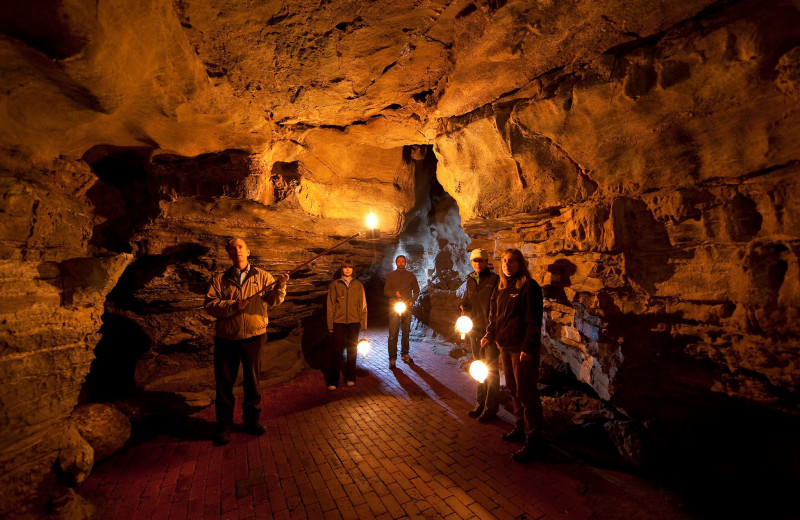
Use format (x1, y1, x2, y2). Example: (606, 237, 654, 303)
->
(383, 255, 420, 368)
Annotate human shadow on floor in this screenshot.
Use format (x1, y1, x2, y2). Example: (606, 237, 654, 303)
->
(406, 362, 463, 402)
(132, 415, 218, 443)
(388, 367, 431, 400)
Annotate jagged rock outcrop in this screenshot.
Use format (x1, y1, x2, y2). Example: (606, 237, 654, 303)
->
(1, 0, 799, 518)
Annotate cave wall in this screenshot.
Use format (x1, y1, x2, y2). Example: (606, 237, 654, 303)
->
(1, 0, 799, 518)
(434, 0, 800, 421)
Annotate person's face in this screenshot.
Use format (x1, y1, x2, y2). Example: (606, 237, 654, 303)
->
(227, 239, 250, 266)
(471, 258, 487, 275)
(502, 255, 519, 277)
(342, 266, 353, 277)
(395, 257, 406, 270)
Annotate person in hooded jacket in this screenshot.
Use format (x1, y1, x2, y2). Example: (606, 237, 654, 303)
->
(482, 248, 544, 462)
(326, 259, 368, 390)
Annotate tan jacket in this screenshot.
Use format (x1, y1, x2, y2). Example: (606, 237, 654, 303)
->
(204, 266, 286, 340)
(327, 278, 368, 330)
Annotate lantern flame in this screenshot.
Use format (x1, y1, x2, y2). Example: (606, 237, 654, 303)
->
(394, 301, 407, 315)
(469, 360, 489, 383)
(357, 338, 371, 357)
(455, 316, 473, 339)
(366, 212, 378, 229)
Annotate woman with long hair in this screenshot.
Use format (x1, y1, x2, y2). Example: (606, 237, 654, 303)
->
(481, 248, 545, 462)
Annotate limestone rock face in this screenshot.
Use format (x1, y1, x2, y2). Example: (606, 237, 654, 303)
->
(1, 0, 799, 516)
(435, 0, 800, 421)
(0, 156, 131, 519)
(71, 403, 131, 461)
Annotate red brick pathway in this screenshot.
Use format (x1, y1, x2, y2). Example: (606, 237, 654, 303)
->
(80, 329, 595, 520)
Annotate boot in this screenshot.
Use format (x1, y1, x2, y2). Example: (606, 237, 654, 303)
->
(501, 427, 525, 443)
(213, 424, 232, 446)
(467, 406, 484, 418)
(512, 434, 544, 463)
(243, 420, 266, 436)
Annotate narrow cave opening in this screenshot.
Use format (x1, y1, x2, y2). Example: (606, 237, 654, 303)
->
(362, 144, 471, 342)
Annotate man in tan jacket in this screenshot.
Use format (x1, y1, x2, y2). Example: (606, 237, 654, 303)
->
(204, 238, 289, 445)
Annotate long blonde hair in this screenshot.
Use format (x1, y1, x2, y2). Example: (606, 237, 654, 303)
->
(498, 248, 531, 290)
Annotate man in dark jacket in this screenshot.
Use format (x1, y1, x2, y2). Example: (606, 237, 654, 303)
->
(482, 248, 544, 463)
(383, 255, 420, 368)
(460, 248, 500, 422)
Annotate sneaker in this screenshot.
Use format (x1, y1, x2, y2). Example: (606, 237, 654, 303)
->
(327, 385, 336, 391)
(467, 407, 484, 418)
(346, 381, 355, 387)
(389, 359, 396, 369)
(401, 354, 413, 364)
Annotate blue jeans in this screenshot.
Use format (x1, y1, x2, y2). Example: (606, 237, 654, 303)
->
(387, 311, 411, 359)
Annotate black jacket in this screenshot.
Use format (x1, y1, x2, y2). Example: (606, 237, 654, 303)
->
(484, 276, 543, 354)
(460, 271, 499, 334)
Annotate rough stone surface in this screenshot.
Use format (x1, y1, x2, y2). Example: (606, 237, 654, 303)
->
(1, 0, 799, 516)
(70, 403, 131, 462)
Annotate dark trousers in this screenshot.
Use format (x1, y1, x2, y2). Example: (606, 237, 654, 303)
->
(500, 345, 543, 437)
(388, 311, 411, 359)
(470, 334, 499, 414)
(214, 334, 265, 426)
(327, 323, 360, 386)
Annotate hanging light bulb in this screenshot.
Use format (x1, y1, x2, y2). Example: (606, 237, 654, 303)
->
(366, 212, 378, 229)
(357, 338, 371, 358)
(469, 360, 489, 383)
(394, 301, 407, 315)
(455, 316, 473, 340)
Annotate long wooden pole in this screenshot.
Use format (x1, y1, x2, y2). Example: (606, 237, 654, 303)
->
(249, 231, 363, 299)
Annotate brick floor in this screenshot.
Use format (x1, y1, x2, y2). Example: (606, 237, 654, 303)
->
(81, 329, 595, 520)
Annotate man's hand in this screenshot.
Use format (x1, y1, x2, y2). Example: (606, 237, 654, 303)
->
(480, 337, 489, 348)
(275, 272, 290, 288)
(395, 291, 401, 298)
(235, 298, 249, 311)
(520, 351, 532, 362)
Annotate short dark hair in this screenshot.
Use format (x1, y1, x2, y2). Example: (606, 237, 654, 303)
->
(395, 255, 406, 262)
(341, 259, 354, 268)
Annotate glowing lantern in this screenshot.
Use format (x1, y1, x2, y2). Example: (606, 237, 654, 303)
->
(455, 316, 473, 340)
(357, 338, 371, 357)
(394, 301, 407, 315)
(469, 360, 489, 383)
(365, 212, 380, 239)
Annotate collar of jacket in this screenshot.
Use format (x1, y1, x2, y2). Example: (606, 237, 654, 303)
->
(223, 264, 252, 286)
(470, 269, 495, 282)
